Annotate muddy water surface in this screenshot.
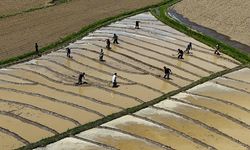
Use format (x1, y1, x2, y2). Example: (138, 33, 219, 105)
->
(117, 41, 210, 77)
(0, 73, 33, 84)
(213, 77, 250, 93)
(104, 115, 206, 150)
(0, 89, 101, 124)
(0, 83, 121, 116)
(172, 92, 250, 125)
(0, 114, 53, 143)
(155, 100, 250, 144)
(4, 69, 140, 108)
(106, 84, 161, 102)
(77, 128, 165, 150)
(0, 132, 24, 150)
(0, 102, 75, 133)
(92, 41, 200, 81)
(188, 82, 250, 110)
(136, 108, 246, 150)
(35, 137, 103, 150)
(119, 35, 231, 71)
(72, 42, 191, 86)
(224, 68, 250, 83)
(121, 73, 178, 93)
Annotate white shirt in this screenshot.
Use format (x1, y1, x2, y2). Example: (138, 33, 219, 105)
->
(112, 74, 117, 83)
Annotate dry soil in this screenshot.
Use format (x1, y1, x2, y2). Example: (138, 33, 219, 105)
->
(172, 0, 250, 53)
(0, 0, 161, 61)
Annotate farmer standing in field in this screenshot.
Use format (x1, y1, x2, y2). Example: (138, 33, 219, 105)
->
(135, 21, 140, 29)
(177, 48, 184, 59)
(185, 42, 192, 54)
(163, 66, 172, 79)
(35, 43, 41, 56)
(99, 49, 104, 61)
(66, 48, 71, 58)
(112, 73, 118, 88)
(106, 39, 111, 49)
(113, 34, 119, 44)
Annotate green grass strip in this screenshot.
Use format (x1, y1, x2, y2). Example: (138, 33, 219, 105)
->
(150, 0, 250, 64)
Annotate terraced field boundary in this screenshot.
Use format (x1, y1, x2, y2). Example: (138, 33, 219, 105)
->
(0, 0, 71, 20)
(151, 0, 250, 64)
(18, 63, 248, 150)
(0, 0, 169, 68)
(13, 0, 250, 149)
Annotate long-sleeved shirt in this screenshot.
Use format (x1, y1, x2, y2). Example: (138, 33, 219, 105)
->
(112, 74, 117, 83)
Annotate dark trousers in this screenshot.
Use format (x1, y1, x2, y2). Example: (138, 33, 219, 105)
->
(106, 45, 111, 49)
(112, 82, 117, 87)
(164, 73, 170, 79)
(99, 56, 103, 61)
(178, 54, 183, 59)
(113, 39, 119, 44)
(67, 53, 70, 58)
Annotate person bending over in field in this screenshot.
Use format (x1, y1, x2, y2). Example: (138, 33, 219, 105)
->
(76, 72, 87, 85)
(163, 66, 172, 79)
(99, 49, 104, 61)
(113, 34, 119, 44)
(177, 49, 184, 59)
(106, 39, 111, 49)
(185, 42, 192, 54)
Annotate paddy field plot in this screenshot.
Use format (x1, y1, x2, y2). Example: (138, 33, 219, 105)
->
(41, 68, 250, 150)
(0, 12, 240, 149)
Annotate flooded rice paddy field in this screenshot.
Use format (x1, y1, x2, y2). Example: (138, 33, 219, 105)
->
(0, 12, 241, 149)
(40, 68, 250, 150)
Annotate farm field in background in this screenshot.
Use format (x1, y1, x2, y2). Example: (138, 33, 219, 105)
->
(172, 0, 250, 53)
(0, 0, 49, 16)
(0, 0, 161, 61)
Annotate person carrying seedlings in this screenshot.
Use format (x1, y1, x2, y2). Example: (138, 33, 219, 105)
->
(76, 72, 87, 85)
(177, 48, 184, 59)
(135, 21, 140, 29)
(66, 47, 71, 58)
(106, 39, 111, 49)
(214, 44, 221, 55)
(112, 73, 118, 88)
(113, 34, 119, 44)
(163, 66, 172, 79)
(99, 49, 104, 61)
(185, 42, 192, 54)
